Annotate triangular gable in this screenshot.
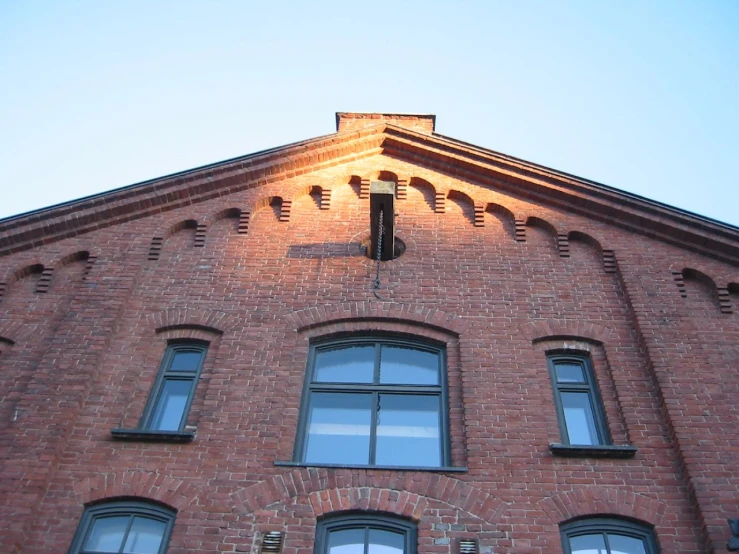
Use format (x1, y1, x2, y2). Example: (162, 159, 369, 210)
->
(1, 118, 737, 264)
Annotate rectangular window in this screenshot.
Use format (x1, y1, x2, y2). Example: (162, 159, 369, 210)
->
(296, 337, 448, 468)
(140, 343, 207, 432)
(548, 354, 609, 446)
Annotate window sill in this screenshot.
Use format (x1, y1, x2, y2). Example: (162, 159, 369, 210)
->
(550, 443, 637, 459)
(274, 461, 467, 473)
(111, 428, 195, 443)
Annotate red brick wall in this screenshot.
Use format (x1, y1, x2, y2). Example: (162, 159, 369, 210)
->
(0, 156, 737, 553)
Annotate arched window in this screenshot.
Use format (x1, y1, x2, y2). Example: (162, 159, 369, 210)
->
(295, 336, 448, 468)
(315, 514, 416, 554)
(67, 500, 175, 554)
(561, 517, 659, 554)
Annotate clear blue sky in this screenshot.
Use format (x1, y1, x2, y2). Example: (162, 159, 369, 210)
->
(1, 1, 737, 226)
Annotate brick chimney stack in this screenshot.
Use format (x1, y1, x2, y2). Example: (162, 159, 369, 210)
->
(335, 112, 436, 134)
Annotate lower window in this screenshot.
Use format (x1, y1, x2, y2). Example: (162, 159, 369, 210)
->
(315, 515, 416, 554)
(561, 518, 659, 554)
(68, 501, 175, 554)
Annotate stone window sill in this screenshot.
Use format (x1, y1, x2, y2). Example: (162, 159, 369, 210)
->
(550, 443, 637, 459)
(274, 461, 467, 472)
(111, 428, 195, 443)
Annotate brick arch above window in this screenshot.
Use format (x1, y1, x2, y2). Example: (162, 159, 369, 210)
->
(537, 488, 666, 527)
(146, 308, 234, 336)
(230, 470, 506, 524)
(286, 302, 469, 337)
(72, 470, 200, 511)
(522, 319, 614, 345)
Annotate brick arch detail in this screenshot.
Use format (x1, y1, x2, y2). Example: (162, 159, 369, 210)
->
(204, 206, 242, 226)
(521, 319, 614, 345)
(285, 302, 469, 336)
(73, 470, 199, 511)
(145, 308, 235, 335)
(0, 320, 35, 344)
(538, 487, 666, 526)
(230, 469, 506, 523)
(2, 261, 44, 284)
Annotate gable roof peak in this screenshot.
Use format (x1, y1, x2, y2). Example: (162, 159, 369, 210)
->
(336, 112, 436, 134)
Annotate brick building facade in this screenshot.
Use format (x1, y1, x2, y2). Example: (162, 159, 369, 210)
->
(0, 113, 737, 553)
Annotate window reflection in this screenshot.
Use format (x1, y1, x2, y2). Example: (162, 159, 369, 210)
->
(302, 339, 446, 468)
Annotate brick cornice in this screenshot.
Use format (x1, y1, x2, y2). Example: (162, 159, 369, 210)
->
(1, 123, 737, 264)
(381, 130, 739, 265)
(0, 131, 383, 256)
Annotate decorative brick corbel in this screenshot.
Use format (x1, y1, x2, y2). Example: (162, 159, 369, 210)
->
(320, 188, 332, 210)
(194, 224, 207, 247)
(359, 178, 371, 199)
(279, 200, 292, 222)
(672, 271, 687, 297)
(602, 250, 617, 273)
(557, 233, 570, 257)
(395, 178, 408, 200)
(36, 267, 54, 293)
(435, 191, 446, 214)
(514, 218, 526, 242)
(238, 211, 251, 234)
(473, 203, 485, 227)
(717, 287, 733, 314)
(82, 256, 98, 280)
(148, 237, 164, 261)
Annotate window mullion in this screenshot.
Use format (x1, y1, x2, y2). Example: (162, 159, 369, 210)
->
(118, 514, 136, 554)
(363, 526, 370, 554)
(369, 392, 379, 464)
(374, 343, 382, 384)
(602, 531, 613, 554)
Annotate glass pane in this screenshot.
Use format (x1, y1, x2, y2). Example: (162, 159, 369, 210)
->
(328, 528, 365, 554)
(555, 362, 585, 383)
(304, 393, 372, 464)
(570, 533, 608, 554)
(84, 515, 129, 552)
(169, 351, 203, 372)
(315, 346, 375, 383)
(149, 379, 193, 431)
(608, 533, 647, 554)
(123, 517, 166, 553)
(561, 392, 601, 445)
(368, 529, 405, 554)
(380, 346, 439, 385)
(375, 394, 441, 467)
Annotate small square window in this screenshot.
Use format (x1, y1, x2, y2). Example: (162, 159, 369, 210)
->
(295, 337, 449, 468)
